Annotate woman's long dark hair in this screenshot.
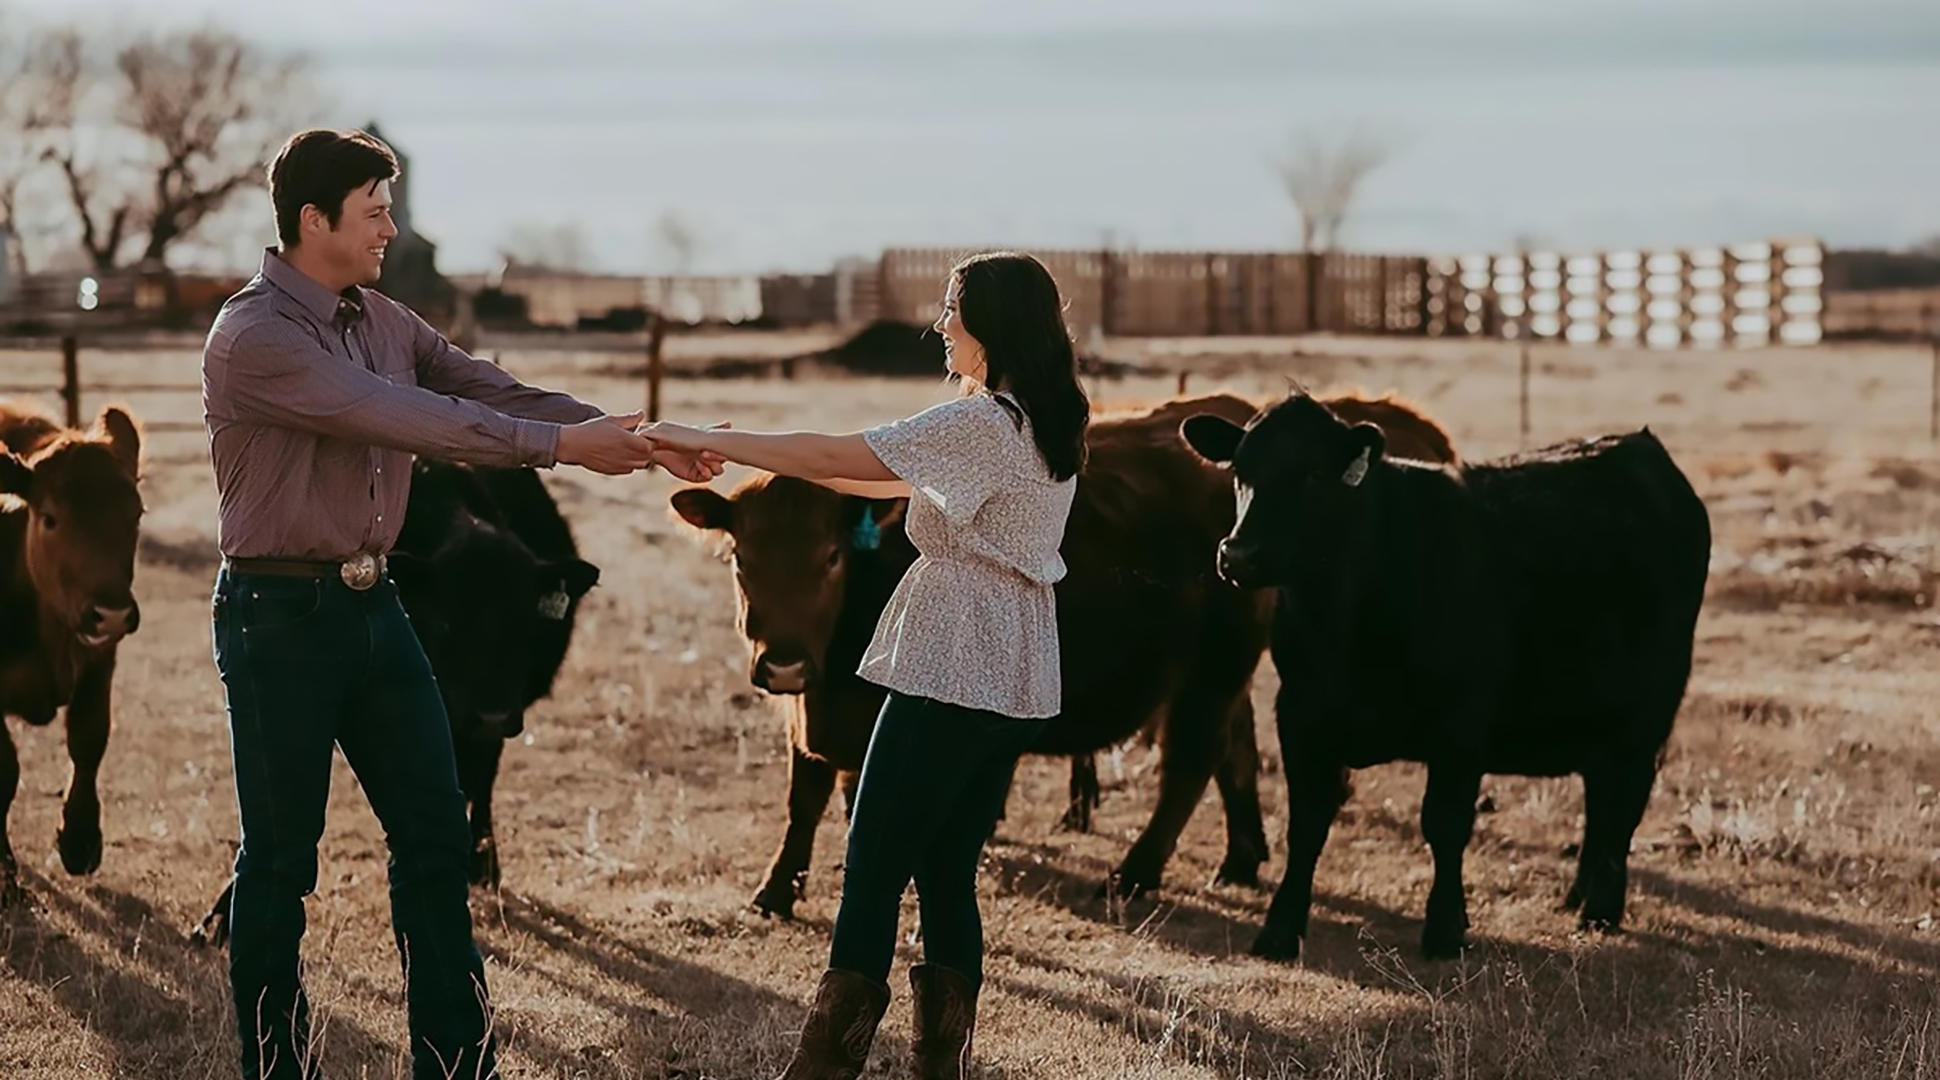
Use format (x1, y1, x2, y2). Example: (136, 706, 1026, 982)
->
(951, 251, 1091, 481)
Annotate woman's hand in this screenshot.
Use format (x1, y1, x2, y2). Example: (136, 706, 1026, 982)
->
(652, 447, 725, 482)
(636, 421, 731, 483)
(635, 421, 894, 483)
(637, 420, 713, 453)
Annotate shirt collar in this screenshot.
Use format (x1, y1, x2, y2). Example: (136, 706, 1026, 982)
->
(259, 247, 366, 328)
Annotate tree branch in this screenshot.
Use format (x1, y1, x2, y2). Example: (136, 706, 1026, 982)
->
(1274, 126, 1394, 254)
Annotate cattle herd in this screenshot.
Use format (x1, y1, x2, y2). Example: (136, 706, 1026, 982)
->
(0, 380, 1714, 965)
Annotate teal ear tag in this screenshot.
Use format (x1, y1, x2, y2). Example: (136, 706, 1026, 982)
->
(851, 507, 882, 551)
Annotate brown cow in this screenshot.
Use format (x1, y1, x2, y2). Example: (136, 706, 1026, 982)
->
(0, 401, 144, 906)
(669, 389, 1457, 919)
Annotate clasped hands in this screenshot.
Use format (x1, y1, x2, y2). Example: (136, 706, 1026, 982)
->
(553, 412, 727, 482)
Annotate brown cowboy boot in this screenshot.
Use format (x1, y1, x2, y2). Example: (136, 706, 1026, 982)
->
(773, 968, 891, 1080)
(908, 964, 978, 1079)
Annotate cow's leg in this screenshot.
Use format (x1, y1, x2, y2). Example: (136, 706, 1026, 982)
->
(836, 767, 861, 823)
(454, 733, 505, 889)
(1059, 752, 1100, 833)
(0, 726, 22, 907)
(1103, 686, 1229, 899)
(984, 754, 1024, 844)
(1574, 753, 1659, 933)
(1251, 749, 1349, 961)
(190, 877, 237, 947)
(57, 658, 114, 876)
(1210, 696, 1268, 888)
(753, 744, 838, 919)
(1419, 763, 1483, 959)
(1562, 770, 1598, 915)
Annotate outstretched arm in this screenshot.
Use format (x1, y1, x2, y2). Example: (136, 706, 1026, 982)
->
(211, 320, 675, 476)
(398, 306, 721, 480)
(642, 423, 900, 483)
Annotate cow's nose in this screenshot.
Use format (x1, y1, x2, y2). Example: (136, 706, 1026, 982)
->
(1215, 541, 1260, 586)
(762, 661, 808, 693)
(81, 602, 139, 641)
(753, 648, 815, 694)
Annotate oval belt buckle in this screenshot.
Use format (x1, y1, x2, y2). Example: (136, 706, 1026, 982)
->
(340, 550, 382, 591)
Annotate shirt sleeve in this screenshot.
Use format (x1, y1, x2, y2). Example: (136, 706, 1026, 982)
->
(207, 316, 564, 468)
(860, 395, 1015, 522)
(402, 301, 606, 425)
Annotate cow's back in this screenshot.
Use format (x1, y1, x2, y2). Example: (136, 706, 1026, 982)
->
(400, 460, 588, 706)
(472, 467, 582, 565)
(0, 402, 61, 458)
(1476, 431, 1708, 741)
(467, 466, 586, 704)
(1038, 394, 1269, 750)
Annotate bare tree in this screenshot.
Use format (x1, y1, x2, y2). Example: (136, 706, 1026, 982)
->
(0, 7, 61, 276)
(32, 24, 318, 271)
(497, 220, 596, 272)
(1274, 126, 1392, 253)
(652, 209, 700, 275)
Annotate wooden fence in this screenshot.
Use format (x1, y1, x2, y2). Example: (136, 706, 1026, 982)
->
(871, 239, 1826, 347)
(0, 324, 682, 438)
(0, 335, 207, 432)
(1423, 239, 1827, 348)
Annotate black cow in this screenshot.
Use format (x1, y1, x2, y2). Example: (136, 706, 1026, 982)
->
(191, 459, 599, 946)
(1181, 391, 1711, 961)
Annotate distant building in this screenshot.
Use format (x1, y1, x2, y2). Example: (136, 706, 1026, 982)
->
(366, 121, 459, 329)
(485, 261, 767, 329)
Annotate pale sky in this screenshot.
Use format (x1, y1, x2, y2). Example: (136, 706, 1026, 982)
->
(6, 0, 1937, 274)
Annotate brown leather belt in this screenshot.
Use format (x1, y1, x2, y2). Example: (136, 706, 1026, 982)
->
(225, 552, 388, 591)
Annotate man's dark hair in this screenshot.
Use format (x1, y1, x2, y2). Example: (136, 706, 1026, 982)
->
(266, 129, 400, 247)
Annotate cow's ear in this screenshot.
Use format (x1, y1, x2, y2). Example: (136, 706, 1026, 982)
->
(554, 557, 600, 598)
(386, 551, 435, 591)
(843, 496, 907, 551)
(1180, 414, 1243, 465)
(1340, 422, 1386, 488)
(95, 405, 143, 478)
(670, 487, 732, 532)
(871, 498, 907, 533)
(0, 452, 30, 497)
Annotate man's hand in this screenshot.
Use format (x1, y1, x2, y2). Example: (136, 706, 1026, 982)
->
(556, 417, 660, 475)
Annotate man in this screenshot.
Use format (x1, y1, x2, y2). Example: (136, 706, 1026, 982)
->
(201, 127, 716, 1080)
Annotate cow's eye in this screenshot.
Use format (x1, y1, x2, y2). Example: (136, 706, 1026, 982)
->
(825, 549, 841, 571)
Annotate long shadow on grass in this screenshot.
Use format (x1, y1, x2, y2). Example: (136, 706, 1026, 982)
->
(3, 871, 394, 1078)
(982, 836, 1416, 963)
(987, 801, 1940, 1078)
(983, 938, 1450, 1080)
(990, 910, 1937, 1079)
(1348, 798, 1940, 976)
(485, 891, 918, 1079)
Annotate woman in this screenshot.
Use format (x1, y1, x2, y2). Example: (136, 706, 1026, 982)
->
(644, 250, 1090, 1079)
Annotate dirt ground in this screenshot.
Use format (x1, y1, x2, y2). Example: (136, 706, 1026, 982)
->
(0, 333, 1936, 1079)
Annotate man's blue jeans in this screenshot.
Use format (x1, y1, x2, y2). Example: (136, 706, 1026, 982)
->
(212, 566, 495, 1080)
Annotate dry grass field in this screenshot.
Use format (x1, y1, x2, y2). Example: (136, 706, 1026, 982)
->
(0, 332, 1936, 1079)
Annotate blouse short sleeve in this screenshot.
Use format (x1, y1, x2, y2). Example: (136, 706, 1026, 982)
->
(861, 394, 1015, 522)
